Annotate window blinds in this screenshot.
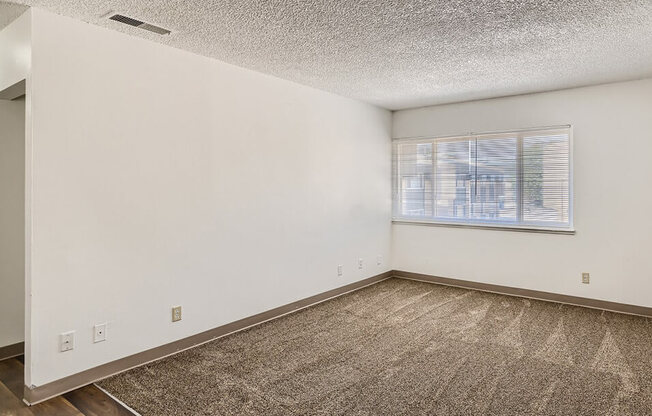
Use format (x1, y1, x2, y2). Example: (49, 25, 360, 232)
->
(392, 126, 572, 230)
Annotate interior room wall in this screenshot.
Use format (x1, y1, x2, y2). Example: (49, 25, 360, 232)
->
(392, 78, 652, 309)
(27, 8, 391, 387)
(0, 99, 25, 350)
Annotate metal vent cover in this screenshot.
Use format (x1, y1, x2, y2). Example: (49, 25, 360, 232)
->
(109, 14, 171, 35)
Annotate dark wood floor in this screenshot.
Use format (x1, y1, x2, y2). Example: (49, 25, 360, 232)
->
(0, 355, 134, 416)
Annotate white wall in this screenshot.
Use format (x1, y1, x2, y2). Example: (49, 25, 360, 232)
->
(27, 9, 391, 387)
(0, 99, 25, 349)
(392, 78, 652, 309)
(0, 9, 30, 92)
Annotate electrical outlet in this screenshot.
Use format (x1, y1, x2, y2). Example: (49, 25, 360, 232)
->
(358, 258, 364, 269)
(93, 323, 107, 343)
(376, 255, 382, 266)
(582, 273, 590, 284)
(337, 265, 343, 276)
(60, 331, 75, 352)
(172, 306, 182, 322)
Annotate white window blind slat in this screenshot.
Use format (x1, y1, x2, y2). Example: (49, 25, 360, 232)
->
(393, 127, 572, 231)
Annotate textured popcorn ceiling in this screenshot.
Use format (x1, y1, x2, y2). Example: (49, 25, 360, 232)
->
(0, 2, 27, 29)
(4, 0, 652, 109)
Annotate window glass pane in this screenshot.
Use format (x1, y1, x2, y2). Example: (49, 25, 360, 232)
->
(522, 134, 569, 224)
(435, 140, 472, 219)
(398, 142, 433, 217)
(471, 137, 518, 221)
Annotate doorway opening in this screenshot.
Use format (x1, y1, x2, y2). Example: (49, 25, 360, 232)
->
(0, 79, 26, 363)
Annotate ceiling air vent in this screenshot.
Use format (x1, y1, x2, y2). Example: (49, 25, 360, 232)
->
(109, 14, 171, 35)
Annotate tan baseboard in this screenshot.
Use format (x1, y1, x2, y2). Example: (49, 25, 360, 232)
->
(23, 271, 393, 405)
(393, 270, 652, 318)
(0, 342, 24, 361)
(24, 268, 650, 405)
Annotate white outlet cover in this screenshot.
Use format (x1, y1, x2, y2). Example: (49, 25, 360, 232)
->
(376, 255, 382, 265)
(94, 323, 107, 343)
(337, 265, 343, 276)
(60, 331, 75, 352)
(358, 258, 363, 269)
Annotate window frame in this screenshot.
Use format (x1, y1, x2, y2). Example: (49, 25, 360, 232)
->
(392, 125, 574, 234)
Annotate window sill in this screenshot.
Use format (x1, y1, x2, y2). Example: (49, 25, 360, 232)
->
(392, 219, 576, 235)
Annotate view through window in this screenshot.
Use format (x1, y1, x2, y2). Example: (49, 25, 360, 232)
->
(392, 127, 572, 230)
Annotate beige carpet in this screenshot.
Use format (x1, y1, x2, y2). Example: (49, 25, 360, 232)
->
(99, 278, 652, 415)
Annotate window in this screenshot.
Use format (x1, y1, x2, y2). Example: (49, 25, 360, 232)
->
(392, 126, 572, 231)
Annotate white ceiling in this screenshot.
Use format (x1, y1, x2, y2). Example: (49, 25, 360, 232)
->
(3, 0, 652, 110)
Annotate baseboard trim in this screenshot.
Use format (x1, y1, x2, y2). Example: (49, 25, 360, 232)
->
(24, 268, 650, 405)
(0, 342, 24, 361)
(393, 270, 652, 318)
(23, 271, 393, 405)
